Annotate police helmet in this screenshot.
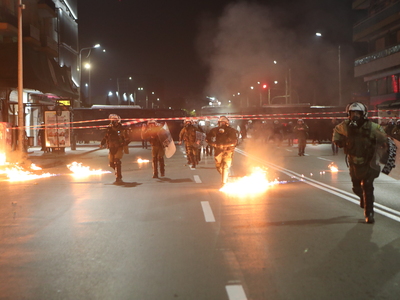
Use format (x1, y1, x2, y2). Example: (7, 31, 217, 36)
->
(297, 119, 304, 124)
(274, 120, 279, 124)
(109, 114, 121, 123)
(397, 119, 400, 125)
(218, 116, 230, 126)
(147, 119, 157, 125)
(346, 102, 368, 118)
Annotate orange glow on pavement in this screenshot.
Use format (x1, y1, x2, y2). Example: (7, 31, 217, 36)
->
(220, 167, 278, 196)
(0, 164, 54, 181)
(328, 162, 338, 172)
(67, 162, 110, 177)
(137, 158, 150, 163)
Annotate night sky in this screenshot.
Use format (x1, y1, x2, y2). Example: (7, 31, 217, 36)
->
(77, 0, 355, 108)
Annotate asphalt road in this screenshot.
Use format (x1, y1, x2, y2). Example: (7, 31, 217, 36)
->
(1, 140, 400, 300)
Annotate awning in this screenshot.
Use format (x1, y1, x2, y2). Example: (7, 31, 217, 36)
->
(0, 43, 78, 99)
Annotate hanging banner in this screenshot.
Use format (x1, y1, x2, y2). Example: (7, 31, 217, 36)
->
(44, 111, 71, 148)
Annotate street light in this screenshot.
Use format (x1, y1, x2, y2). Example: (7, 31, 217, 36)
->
(78, 43, 100, 107)
(315, 32, 342, 106)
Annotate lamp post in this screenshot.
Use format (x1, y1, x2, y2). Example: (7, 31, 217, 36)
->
(78, 44, 100, 107)
(315, 33, 342, 106)
(17, 0, 25, 154)
(84, 61, 92, 105)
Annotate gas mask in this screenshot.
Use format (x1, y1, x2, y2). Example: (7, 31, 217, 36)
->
(349, 113, 361, 127)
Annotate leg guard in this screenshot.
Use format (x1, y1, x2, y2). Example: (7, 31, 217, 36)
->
(352, 186, 364, 208)
(363, 179, 375, 223)
(152, 159, 159, 178)
(222, 167, 229, 184)
(115, 159, 122, 180)
(160, 157, 165, 176)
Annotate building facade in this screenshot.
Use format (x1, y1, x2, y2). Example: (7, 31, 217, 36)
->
(353, 0, 400, 109)
(0, 0, 78, 145)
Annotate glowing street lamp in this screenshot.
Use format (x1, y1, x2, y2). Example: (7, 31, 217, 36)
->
(78, 44, 100, 106)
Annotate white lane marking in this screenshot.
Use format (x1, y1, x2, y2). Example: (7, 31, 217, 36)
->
(194, 175, 202, 183)
(317, 157, 333, 161)
(236, 148, 400, 222)
(201, 201, 215, 222)
(226, 285, 247, 300)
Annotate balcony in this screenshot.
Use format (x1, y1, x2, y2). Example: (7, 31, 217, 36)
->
(354, 44, 400, 77)
(41, 35, 58, 57)
(23, 24, 41, 47)
(0, 5, 17, 37)
(353, 1, 400, 41)
(37, 0, 57, 18)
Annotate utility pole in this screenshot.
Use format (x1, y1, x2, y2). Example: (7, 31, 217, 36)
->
(338, 45, 342, 106)
(17, 0, 25, 154)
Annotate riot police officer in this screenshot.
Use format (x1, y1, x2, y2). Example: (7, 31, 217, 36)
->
(179, 118, 199, 168)
(141, 120, 165, 178)
(294, 119, 309, 156)
(206, 116, 238, 187)
(101, 114, 130, 182)
(333, 102, 388, 224)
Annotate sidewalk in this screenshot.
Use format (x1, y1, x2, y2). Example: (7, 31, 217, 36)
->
(27, 144, 101, 169)
(27, 141, 147, 169)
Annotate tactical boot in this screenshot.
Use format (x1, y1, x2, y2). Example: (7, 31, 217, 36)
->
(152, 161, 159, 178)
(365, 212, 375, 224)
(115, 160, 122, 181)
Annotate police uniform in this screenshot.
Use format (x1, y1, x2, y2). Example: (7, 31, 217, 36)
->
(141, 120, 165, 178)
(294, 119, 309, 156)
(206, 116, 238, 186)
(179, 120, 199, 168)
(333, 102, 387, 223)
(101, 115, 130, 182)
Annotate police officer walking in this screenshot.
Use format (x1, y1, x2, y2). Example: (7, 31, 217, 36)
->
(101, 114, 130, 183)
(294, 119, 309, 156)
(206, 116, 238, 187)
(333, 102, 388, 224)
(141, 120, 165, 178)
(179, 118, 199, 168)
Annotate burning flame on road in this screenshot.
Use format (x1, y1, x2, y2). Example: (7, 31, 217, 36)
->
(67, 162, 110, 177)
(220, 167, 278, 196)
(328, 162, 338, 172)
(0, 163, 54, 182)
(137, 158, 150, 163)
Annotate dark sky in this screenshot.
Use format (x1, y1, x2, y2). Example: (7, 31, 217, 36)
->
(78, 0, 355, 107)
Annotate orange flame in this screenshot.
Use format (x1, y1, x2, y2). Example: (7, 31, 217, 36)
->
(220, 167, 278, 196)
(67, 162, 110, 177)
(328, 162, 338, 172)
(0, 164, 53, 181)
(137, 158, 150, 163)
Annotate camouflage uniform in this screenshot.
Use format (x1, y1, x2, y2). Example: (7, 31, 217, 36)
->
(333, 102, 387, 223)
(142, 121, 165, 178)
(101, 118, 130, 182)
(294, 119, 309, 156)
(206, 117, 238, 185)
(179, 121, 199, 168)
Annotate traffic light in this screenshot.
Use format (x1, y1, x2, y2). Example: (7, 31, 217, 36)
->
(262, 84, 268, 89)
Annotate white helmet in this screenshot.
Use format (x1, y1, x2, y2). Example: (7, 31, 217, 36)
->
(346, 102, 368, 118)
(218, 116, 229, 126)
